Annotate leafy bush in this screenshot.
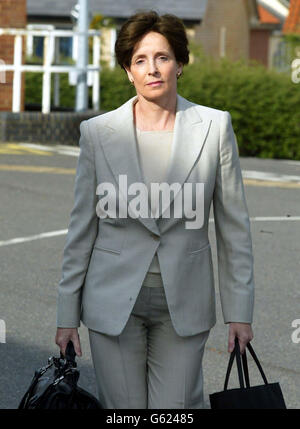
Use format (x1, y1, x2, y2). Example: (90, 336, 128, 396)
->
(177, 50, 300, 159)
(25, 72, 76, 108)
(98, 66, 136, 110)
(25, 45, 300, 159)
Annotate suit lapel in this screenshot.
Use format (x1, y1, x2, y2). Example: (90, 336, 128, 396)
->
(95, 96, 160, 235)
(157, 95, 212, 219)
(95, 94, 211, 234)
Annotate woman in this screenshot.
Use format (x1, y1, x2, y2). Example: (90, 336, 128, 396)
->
(55, 11, 255, 409)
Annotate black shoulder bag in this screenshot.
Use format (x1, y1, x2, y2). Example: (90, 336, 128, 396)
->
(18, 341, 103, 409)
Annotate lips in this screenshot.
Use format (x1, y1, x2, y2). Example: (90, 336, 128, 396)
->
(147, 81, 163, 85)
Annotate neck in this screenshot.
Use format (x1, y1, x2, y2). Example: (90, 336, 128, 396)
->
(134, 93, 177, 131)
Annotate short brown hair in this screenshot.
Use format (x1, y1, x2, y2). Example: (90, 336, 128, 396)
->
(115, 10, 189, 71)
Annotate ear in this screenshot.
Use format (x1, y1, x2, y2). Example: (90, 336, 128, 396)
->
(176, 62, 183, 75)
(124, 65, 134, 83)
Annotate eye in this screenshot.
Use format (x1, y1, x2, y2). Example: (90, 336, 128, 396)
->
(159, 56, 168, 61)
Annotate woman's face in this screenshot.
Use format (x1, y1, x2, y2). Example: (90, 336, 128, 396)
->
(125, 31, 183, 102)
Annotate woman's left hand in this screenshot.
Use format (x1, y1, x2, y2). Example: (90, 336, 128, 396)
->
(228, 322, 254, 354)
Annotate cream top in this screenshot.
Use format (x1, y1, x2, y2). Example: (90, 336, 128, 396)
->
(134, 126, 174, 278)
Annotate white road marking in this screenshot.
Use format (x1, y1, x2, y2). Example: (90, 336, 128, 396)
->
(19, 143, 79, 157)
(16, 144, 300, 182)
(0, 217, 299, 247)
(249, 216, 300, 221)
(242, 170, 300, 183)
(0, 230, 68, 247)
(209, 216, 300, 223)
(280, 160, 300, 166)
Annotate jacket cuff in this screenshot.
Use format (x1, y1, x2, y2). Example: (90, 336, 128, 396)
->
(56, 293, 81, 328)
(222, 293, 254, 325)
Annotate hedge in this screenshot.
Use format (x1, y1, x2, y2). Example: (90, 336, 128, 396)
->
(24, 54, 300, 159)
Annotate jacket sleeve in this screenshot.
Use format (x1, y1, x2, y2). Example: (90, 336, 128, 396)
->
(212, 111, 255, 324)
(56, 120, 98, 328)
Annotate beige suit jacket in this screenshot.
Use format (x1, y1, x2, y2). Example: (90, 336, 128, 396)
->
(57, 94, 255, 336)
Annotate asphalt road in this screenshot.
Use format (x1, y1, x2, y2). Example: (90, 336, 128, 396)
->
(0, 143, 299, 409)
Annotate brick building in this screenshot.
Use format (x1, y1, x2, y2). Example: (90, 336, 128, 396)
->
(195, 0, 289, 68)
(0, 0, 292, 113)
(251, 1, 285, 68)
(0, 0, 27, 111)
(283, 0, 300, 33)
(194, 0, 259, 62)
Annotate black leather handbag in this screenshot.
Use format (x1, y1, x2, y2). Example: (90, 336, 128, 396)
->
(209, 338, 287, 409)
(18, 341, 103, 409)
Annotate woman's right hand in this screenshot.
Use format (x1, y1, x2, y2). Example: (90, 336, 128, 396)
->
(55, 327, 82, 357)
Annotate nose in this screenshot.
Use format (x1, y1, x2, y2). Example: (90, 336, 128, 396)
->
(147, 59, 159, 76)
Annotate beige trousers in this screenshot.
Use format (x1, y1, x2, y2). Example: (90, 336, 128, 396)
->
(88, 273, 210, 409)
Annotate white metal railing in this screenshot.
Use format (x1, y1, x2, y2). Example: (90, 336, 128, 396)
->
(0, 28, 101, 113)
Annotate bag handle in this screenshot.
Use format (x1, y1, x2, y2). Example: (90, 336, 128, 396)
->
(224, 338, 269, 391)
(242, 340, 269, 386)
(224, 338, 245, 390)
(241, 346, 250, 388)
(60, 340, 77, 367)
